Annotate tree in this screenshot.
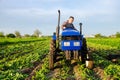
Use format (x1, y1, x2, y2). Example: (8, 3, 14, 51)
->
(24, 34, 30, 37)
(94, 33, 102, 38)
(33, 29, 42, 37)
(115, 32, 120, 38)
(15, 31, 21, 38)
(6, 33, 16, 38)
(94, 33, 107, 38)
(0, 32, 5, 37)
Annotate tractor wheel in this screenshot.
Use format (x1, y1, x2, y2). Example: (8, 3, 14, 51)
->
(49, 39, 56, 70)
(49, 53, 54, 69)
(81, 54, 86, 63)
(81, 38, 87, 63)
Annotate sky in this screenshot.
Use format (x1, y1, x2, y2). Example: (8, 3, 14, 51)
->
(0, 0, 120, 36)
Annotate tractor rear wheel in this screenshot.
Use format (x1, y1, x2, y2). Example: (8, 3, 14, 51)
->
(49, 39, 56, 69)
(81, 38, 87, 63)
(82, 38, 93, 69)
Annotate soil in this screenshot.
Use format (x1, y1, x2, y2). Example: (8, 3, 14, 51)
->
(25, 55, 46, 80)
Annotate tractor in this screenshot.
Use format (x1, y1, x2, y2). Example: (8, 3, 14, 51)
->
(49, 10, 93, 69)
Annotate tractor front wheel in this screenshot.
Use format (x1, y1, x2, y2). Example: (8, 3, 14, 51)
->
(49, 53, 54, 69)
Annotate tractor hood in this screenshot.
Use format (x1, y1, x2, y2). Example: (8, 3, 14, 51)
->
(62, 28, 80, 36)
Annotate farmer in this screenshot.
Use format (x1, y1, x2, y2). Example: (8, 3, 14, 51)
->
(61, 16, 77, 30)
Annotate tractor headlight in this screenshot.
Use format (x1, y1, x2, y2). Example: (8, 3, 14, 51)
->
(74, 42, 80, 46)
(64, 42, 70, 46)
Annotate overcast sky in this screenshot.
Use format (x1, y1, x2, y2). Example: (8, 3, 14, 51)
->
(0, 0, 120, 36)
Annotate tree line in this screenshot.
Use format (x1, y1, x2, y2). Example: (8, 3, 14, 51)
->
(0, 29, 42, 38)
(0, 30, 120, 38)
(94, 32, 120, 38)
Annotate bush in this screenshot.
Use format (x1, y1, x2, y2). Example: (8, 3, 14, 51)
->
(0, 32, 5, 37)
(94, 33, 107, 38)
(115, 32, 120, 38)
(14, 31, 21, 38)
(6, 33, 16, 38)
(24, 34, 30, 37)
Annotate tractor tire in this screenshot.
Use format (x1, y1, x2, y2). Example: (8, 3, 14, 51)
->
(49, 39, 56, 70)
(49, 53, 54, 69)
(81, 38, 88, 63)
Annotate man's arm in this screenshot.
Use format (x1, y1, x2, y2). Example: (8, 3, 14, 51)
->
(61, 20, 68, 30)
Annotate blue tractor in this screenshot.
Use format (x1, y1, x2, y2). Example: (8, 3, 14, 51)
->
(49, 10, 93, 69)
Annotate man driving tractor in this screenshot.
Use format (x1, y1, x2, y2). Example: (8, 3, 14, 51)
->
(61, 16, 77, 30)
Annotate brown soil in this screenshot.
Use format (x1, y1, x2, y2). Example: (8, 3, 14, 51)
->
(46, 61, 62, 79)
(21, 67, 34, 74)
(47, 68, 61, 79)
(25, 55, 47, 80)
(73, 65, 83, 80)
(93, 67, 105, 79)
(46, 60, 77, 80)
(93, 67, 116, 80)
(25, 61, 43, 80)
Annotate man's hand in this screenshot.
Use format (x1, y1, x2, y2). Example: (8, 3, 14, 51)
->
(63, 27, 66, 29)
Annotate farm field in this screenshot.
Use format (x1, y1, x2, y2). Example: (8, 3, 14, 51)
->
(87, 38, 120, 80)
(0, 37, 120, 80)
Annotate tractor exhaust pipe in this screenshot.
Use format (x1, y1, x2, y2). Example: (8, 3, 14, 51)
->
(79, 23, 82, 35)
(57, 10, 60, 49)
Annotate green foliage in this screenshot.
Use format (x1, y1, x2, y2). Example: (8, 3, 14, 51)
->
(33, 29, 42, 37)
(115, 32, 120, 38)
(105, 65, 120, 79)
(1, 36, 120, 79)
(87, 38, 120, 49)
(32, 58, 50, 80)
(0, 32, 5, 37)
(0, 37, 46, 45)
(94, 33, 107, 38)
(6, 33, 16, 38)
(14, 31, 21, 38)
(77, 64, 97, 80)
(87, 38, 120, 79)
(24, 34, 30, 37)
(0, 37, 50, 79)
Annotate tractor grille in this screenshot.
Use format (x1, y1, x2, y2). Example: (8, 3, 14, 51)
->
(62, 36, 81, 40)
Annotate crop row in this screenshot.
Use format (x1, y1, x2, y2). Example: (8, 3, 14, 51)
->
(87, 38, 120, 79)
(32, 38, 120, 80)
(0, 37, 50, 79)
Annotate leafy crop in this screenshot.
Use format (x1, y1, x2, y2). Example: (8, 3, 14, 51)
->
(0, 37, 120, 79)
(87, 38, 120, 79)
(0, 37, 50, 79)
